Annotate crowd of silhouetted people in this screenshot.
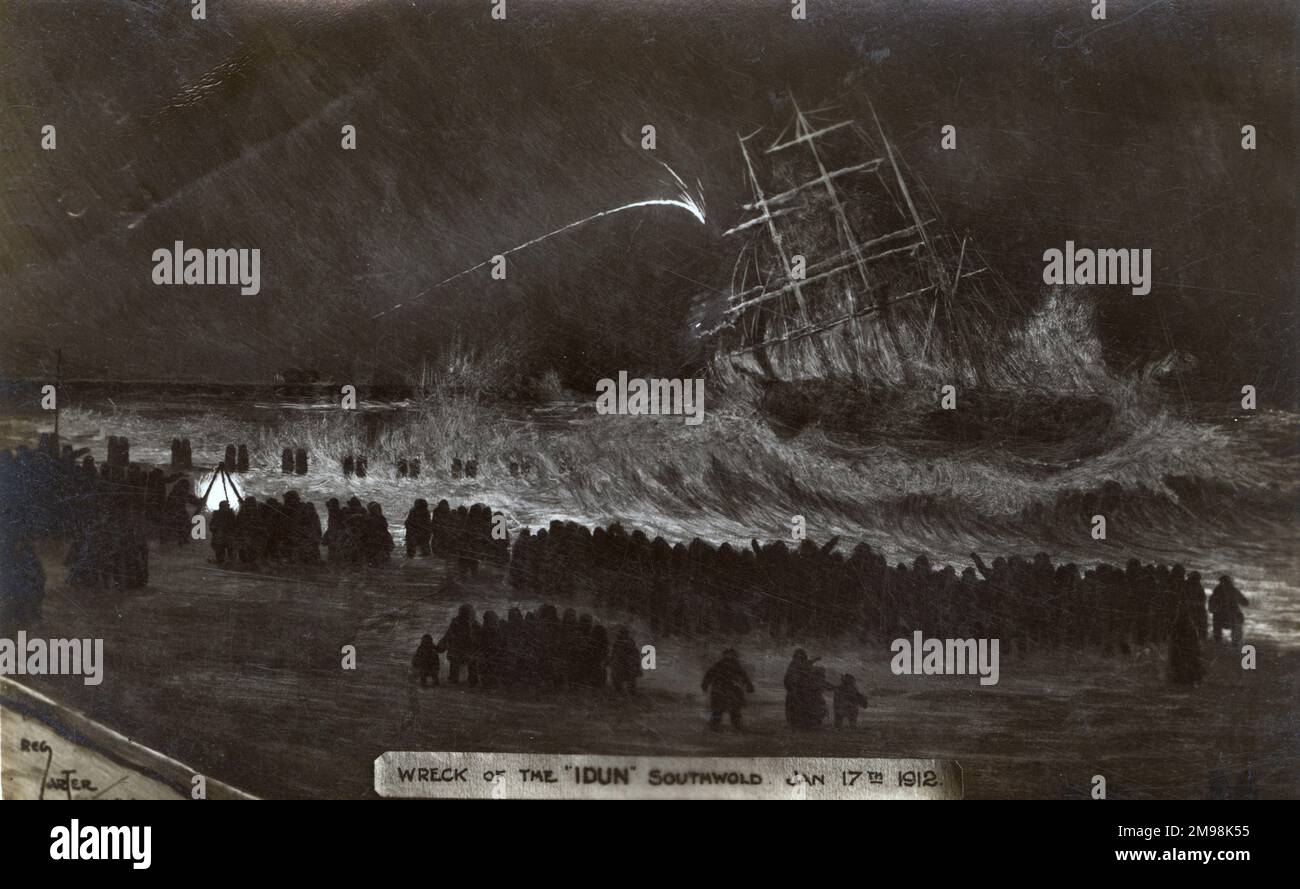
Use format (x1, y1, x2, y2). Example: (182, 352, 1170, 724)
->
(2, 436, 1252, 690)
(506, 518, 1247, 676)
(411, 602, 644, 693)
(0, 436, 189, 614)
(210, 491, 323, 566)
(400, 499, 509, 572)
(205, 494, 513, 574)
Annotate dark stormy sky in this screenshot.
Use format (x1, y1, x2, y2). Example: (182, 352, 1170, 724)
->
(0, 0, 1295, 400)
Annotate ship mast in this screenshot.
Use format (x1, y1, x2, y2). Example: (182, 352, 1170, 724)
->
(737, 131, 819, 372)
(701, 96, 986, 381)
(866, 95, 950, 296)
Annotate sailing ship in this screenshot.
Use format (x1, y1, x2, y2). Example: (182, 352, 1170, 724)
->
(696, 95, 1000, 386)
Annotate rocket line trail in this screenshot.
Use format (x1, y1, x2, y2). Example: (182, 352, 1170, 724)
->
(370, 163, 706, 320)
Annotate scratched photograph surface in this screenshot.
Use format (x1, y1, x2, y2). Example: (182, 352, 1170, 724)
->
(0, 0, 1296, 800)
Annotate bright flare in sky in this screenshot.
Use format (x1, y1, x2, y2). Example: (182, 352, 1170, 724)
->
(372, 163, 706, 319)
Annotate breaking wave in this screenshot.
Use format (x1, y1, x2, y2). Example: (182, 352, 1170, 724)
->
(49, 287, 1298, 581)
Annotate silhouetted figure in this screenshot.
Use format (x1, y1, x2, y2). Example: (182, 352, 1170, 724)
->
(1208, 575, 1248, 646)
(1168, 593, 1204, 686)
(508, 529, 533, 590)
(805, 666, 832, 728)
(281, 448, 294, 473)
(236, 496, 264, 563)
(431, 499, 453, 557)
(364, 502, 393, 565)
(833, 674, 869, 728)
(180, 438, 192, 469)
(210, 501, 236, 565)
(405, 499, 432, 558)
(397, 458, 409, 479)
(409, 457, 421, 479)
(64, 520, 100, 590)
(162, 479, 199, 546)
(783, 649, 816, 729)
(465, 458, 478, 479)
(263, 497, 287, 561)
(342, 454, 354, 477)
(609, 626, 642, 694)
(77, 454, 96, 487)
(701, 649, 754, 731)
(294, 447, 308, 475)
(323, 498, 343, 561)
(355, 455, 368, 478)
(225, 444, 238, 469)
(341, 497, 367, 564)
(284, 490, 322, 564)
(236, 444, 249, 472)
(478, 611, 504, 687)
(170, 438, 181, 467)
(412, 634, 441, 687)
(451, 458, 463, 480)
(440, 604, 480, 685)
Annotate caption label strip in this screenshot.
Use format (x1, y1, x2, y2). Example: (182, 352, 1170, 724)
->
(375, 752, 962, 800)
